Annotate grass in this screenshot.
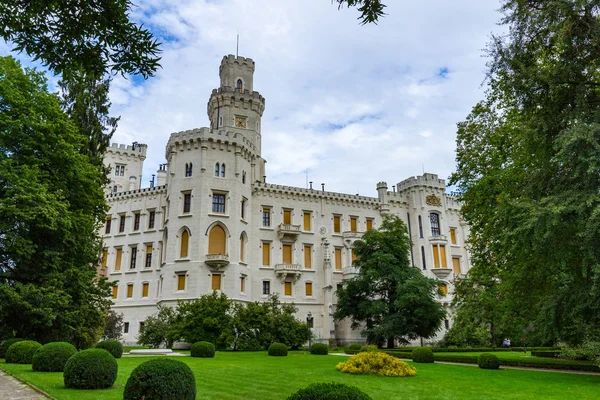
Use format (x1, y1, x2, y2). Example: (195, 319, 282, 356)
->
(2, 352, 600, 400)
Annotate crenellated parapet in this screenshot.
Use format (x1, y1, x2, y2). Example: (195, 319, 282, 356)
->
(252, 182, 379, 208)
(106, 142, 147, 159)
(207, 87, 266, 120)
(165, 127, 258, 160)
(396, 173, 446, 193)
(105, 184, 167, 201)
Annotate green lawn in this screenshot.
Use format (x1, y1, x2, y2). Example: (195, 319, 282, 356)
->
(2, 352, 600, 400)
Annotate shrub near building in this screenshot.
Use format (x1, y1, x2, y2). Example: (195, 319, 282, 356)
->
(124, 359, 196, 400)
(310, 343, 328, 355)
(63, 348, 118, 389)
(5, 340, 42, 364)
(32, 342, 78, 372)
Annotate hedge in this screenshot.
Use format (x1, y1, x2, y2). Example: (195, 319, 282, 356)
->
(124, 358, 196, 400)
(287, 382, 372, 400)
(0, 339, 23, 359)
(95, 340, 123, 359)
(268, 343, 288, 356)
(531, 351, 560, 358)
(392, 346, 559, 353)
(32, 342, 78, 372)
(310, 343, 328, 355)
(190, 341, 215, 358)
(64, 348, 118, 389)
(5, 341, 42, 364)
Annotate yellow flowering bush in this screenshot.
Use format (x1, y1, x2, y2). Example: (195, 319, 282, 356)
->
(336, 352, 417, 377)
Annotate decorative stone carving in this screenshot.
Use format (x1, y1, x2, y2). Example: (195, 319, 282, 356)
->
(426, 194, 442, 207)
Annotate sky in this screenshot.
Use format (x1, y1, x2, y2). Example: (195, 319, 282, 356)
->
(1, 0, 504, 197)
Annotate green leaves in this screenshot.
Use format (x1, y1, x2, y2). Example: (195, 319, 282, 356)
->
(334, 0, 387, 25)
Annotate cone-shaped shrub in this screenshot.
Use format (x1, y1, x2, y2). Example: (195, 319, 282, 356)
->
(124, 358, 196, 400)
(5, 340, 42, 364)
(32, 342, 78, 372)
(63, 348, 118, 389)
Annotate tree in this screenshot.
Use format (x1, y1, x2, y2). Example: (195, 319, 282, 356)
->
(334, 215, 445, 348)
(450, 0, 600, 345)
(103, 311, 124, 341)
(137, 306, 176, 349)
(0, 56, 112, 346)
(333, 0, 387, 24)
(0, 0, 161, 78)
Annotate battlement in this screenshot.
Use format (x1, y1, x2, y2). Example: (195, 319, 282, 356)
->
(253, 182, 379, 205)
(106, 184, 167, 201)
(106, 142, 148, 158)
(165, 127, 258, 159)
(210, 87, 265, 103)
(220, 54, 255, 70)
(396, 173, 446, 192)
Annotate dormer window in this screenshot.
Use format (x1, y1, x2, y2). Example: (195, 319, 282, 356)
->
(236, 79, 243, 93)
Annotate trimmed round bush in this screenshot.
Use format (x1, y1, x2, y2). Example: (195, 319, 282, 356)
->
(268, 342, 288, 356)
(359, 344, 378, 353)
(287, 382, 373, 400)
(347, 344, 362, 351)
(310, 343, 329, 355)
(0, 338, 23, 359)
(411, 347, 434, 363)
(32, 342, 78, 372)
(478, 353, 500, 369)
(63, 348, 118, 389)
(124, 358, 196, 400)
(190, 341, 215, 358)
(5, 340, 42, 364)
(95, 339, 123, 359)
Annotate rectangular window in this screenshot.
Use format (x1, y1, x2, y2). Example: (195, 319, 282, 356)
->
(335, 248, 342, 270)
(445, 319, 450, 330)
(133, 213, 140, 231)
(282, 244, 292, 264)
(240, 276, 246, 293)
(432, 244, 448, 269)
(307, 317, 314, 328)
(130, 247, 137, 269)
(142, 282, 149, 298)
(119, 215, 126, 233)
(452, 257, 461, 275)
(303, 212, 311, 231)
(140, 321, 145, 332)
(105, 217, 112, 234)
(433, 245, 440, 268)
(112, 286, 118, 299)
(262, 207, 271, 227)
(212, 194, 225, 213)
(366, 219, 373, 231)
(263, 280, 271, 295)
(183, 193, 191, 213)
(439, 284, 448, 296)
(304, 245, 312, 269)
(440, 245, 447, 268)
(124, 322, 129, 334)
(127, 284, 133, 298)
(262, 242, 271, 266)
(211, 274, 221, 291)
(148, 211, 156, 229)
(177, 274, 186, 291)
(145, 245, 152, 268)
(352, 249, 358, 262)
(430, 213, 441, 236)
(450, 228, 457, 245)
(283, 209, 292, 225)
(241, 199, 246, 219)
(350, 217, 358, 232)
(284, 282, 292, 296)
(101, 248, 108, 268)
(115, 248, 122, 271)
(305, 282, 313, 297)
(333, 215, 341, 233)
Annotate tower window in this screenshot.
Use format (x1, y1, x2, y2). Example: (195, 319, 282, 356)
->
(421, 246, 426, 270)
(242, 171, 246, 184)
(236, 79, 243, 93)
(418, 215, 423, 238)
(113, 185, 117, 193)
(262, 280, 271, 295)
(185, 163, 193, 177)
(212, 194, 226, 213)
(215, 163, 220, 177)
(430, 213, 441, 236)
(183, 193, 191, 214)
(221, 163, 226, 177)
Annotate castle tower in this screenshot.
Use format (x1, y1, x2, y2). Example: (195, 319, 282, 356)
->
(103, 142, 147, 193)
(207, 55, 266, 156)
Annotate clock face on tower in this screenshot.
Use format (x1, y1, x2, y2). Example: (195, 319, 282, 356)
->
(235, 116, 247, 128)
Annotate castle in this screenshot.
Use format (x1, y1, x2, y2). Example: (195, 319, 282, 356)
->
(100, 55, 471, 345)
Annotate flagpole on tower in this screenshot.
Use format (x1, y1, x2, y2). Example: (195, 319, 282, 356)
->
(236, 34, 239, 58)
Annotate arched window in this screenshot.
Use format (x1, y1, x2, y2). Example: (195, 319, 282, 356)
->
(185, 163, 192, 177)
(421, 246, 426, 270)
(240, 232, 247, 262)
(113, 186, 117, 193)
(208, 225, 226, 255)
(236, 79, 243, 93)
(418, 216, 423, 238)
(221, 163, 226, 177)
(180, 230, 189, 258)
(430, 213, 440, 236)
(215, 163, 220, 177)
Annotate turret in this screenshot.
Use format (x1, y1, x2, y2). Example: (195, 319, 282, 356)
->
(377, 181, 390, 215)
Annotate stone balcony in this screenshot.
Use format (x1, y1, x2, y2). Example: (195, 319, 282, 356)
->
(205, 253, 230, 268)
(431, 267, 452, 279)
(342, 266, 360, 278)
(275, 263, 302, 282)
(342, 231, 364, 239)
(429, 234, 448, 244)
(277, 224, 302, 242)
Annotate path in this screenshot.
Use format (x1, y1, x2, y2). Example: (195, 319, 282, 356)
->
(0, 370, 47, 400)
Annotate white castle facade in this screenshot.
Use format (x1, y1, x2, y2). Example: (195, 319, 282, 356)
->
(100, 55, 471, 345)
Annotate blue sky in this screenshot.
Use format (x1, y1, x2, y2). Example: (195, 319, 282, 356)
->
(1, 0, 503, 196)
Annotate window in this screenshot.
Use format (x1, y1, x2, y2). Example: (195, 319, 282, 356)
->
(366, 219, 373, 231)
(124, 322, 129, 334)
(282, 244, 292, 264)
(284, 282, 292, 296)
(262, 280, 271, 295)
(335, 248, 342, 270)
(307, 316, 313, 328)
(219, 116, 223, 127)
(183, 193, 191, 213)
(450, 228, 457, 245)
(120, 165, 125, 176)
(241, 199, 246, 219)
(242, 171, 246, 184)
(239, 232, 246, 262)
(236, 79, 243, 92)
(240, 276, 246, 293)
(105, 217, 112, 234)
(113, 185, 117, 193)
(145, 245, 152, 268)
(421, 246, 426, 270)
(304, 245, 312, 269)
(208, 225, 226, 254)
(445, 319, 450, 329)
(130, 247, 137, 269)
(352, 249, 358, 263)
(115, 248, 122, 271)
(262, 241, 271, 266)
(452, 257, 461, 274)
(212, 193, 226, 213)
(418, 216, 423, 238)
(177, 274, 186, 291)
(305, 282, 313, 297)
(303, 212, 311, 231)
(180, 230, 189, 258)
(119, 215, 126, 233)
(148, 211, 156, 229)
(185, 163, 193, 177)
(127, 283, 133, 298)
(333, 215, 341, 233)
(215, 163, 220, 177)
(140, 321, 145, 332)
(133, 213, 140, 231)
(112, 285, 118, 299)
(262, 207, 271, 227)
(221, 163, 226, 177)
(115, 166, 119, 176)
(211, 274, 221, 291)
(430, 213, 441, 236)
(432, 244, 447, 268)
(439, 283, 448, 296)
(142, 282, 149, 297)
(283, 209, 292, 225)
(101, 248, 108, 268)
(350, 217, 358, 232)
